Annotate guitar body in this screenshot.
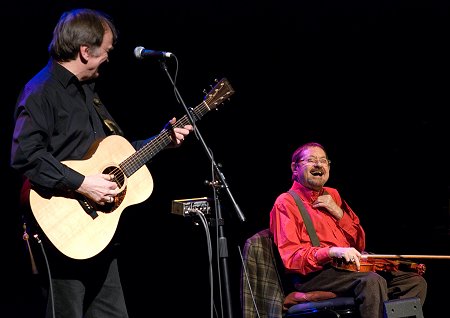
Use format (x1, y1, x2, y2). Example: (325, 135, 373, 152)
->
(30, 135, 153, 260)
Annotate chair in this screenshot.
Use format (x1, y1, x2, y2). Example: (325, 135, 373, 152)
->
(240, 228, 358, 318)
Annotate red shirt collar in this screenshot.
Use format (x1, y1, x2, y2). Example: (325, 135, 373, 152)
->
(291, 181, 324, 203)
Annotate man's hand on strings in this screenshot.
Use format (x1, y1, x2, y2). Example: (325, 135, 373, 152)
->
(166, 117, 193, 148)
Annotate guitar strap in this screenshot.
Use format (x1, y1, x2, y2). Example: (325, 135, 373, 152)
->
(93, 94, 124, 136)
(287, 189, 325, 247)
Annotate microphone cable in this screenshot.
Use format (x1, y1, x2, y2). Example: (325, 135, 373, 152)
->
(34, 234, 56, 318)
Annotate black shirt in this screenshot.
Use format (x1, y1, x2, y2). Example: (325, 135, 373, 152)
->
(11, 59, 149, 193)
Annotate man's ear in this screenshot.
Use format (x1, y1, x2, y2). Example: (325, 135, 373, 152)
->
(291, 162, 297, 172)
(80, 45, 89, 62)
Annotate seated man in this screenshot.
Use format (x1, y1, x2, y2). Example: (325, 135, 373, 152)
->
(269, 142, 427, 318)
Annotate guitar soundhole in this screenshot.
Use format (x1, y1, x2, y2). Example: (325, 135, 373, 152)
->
(103, 166, 125, 188)
(98, 165, 127, 213)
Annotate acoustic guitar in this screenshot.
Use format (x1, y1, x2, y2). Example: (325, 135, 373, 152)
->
(29, 78, 234, 260)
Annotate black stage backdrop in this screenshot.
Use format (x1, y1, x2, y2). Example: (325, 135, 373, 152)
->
(1, 1, 449, 317)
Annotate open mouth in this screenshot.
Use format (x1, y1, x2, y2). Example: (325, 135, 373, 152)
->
(311, 170, 324, 176)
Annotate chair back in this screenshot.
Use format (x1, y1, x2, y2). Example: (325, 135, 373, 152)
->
(241, 228, 285, 318)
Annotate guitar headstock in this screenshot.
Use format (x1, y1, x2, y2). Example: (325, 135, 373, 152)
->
(203, 78, 235, 110)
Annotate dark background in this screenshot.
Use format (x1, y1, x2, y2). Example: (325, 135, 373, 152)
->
(1, 1, 449, 317)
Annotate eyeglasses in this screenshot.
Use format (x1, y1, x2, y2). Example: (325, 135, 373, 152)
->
(299, 157, 331, 166)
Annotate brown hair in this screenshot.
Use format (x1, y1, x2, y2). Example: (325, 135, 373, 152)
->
(48, 8, 118, 62)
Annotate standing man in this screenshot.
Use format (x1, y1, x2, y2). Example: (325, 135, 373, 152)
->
(269, 142, 427, 318)
(10, 8, 192, 318)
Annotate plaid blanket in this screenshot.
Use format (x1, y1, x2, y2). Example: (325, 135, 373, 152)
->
(241, 229, 284, 318)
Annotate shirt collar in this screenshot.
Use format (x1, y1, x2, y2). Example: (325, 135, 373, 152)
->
(48, 59, 80, 88)
(292, 181, 324, 203)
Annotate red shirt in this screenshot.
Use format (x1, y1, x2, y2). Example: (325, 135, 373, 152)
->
(269, 181, 366, 276)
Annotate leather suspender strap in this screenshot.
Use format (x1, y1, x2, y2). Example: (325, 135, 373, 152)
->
(287, 190, 320, 247)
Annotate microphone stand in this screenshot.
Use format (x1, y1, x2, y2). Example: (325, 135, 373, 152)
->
(159, 58, 246, 318)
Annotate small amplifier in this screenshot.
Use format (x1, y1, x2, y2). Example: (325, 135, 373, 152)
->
(171, 197, 212, 217)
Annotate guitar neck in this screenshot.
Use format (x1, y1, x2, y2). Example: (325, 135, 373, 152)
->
(117, 77, 234, 178)
(119, 104, 206, 178)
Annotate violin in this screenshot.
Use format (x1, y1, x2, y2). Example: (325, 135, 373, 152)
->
(330, 254, 450, 276)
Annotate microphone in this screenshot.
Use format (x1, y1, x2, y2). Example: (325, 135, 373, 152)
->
(134, 46, 173, 59)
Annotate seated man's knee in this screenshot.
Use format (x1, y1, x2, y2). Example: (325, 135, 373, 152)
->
(361, 272, 388, 294)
